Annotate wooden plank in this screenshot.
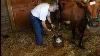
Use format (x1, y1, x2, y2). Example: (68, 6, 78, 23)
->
(6, 0, 16, 32)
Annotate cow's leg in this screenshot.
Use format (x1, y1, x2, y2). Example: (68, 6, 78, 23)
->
(79, 24, 87, 48)
(78, 16, 88, 48)
(72, 27, 75, 39)
(70, 23, 77, 45)
(71, 23, 76, 39)
(79, 33, 84, 48)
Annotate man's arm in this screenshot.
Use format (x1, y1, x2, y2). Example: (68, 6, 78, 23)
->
(47, 16, 52, 24)
(47, 16, 55, 28)
(41, 21, 51, 31)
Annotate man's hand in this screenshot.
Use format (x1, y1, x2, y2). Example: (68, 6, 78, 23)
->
(47, 29, 51, 31)
(47, 16, 55, 28)
(51, 24, 55, 28)
(43, 29, 51, 35)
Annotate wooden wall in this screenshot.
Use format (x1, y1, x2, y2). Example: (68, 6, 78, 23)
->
(1, 0, 12, 34)
(7, 0, 41, 32)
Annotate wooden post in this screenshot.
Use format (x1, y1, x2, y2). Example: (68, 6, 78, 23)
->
(6, 0, 17, 32)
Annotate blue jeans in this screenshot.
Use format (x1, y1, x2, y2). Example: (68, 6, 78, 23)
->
(29, 13, 43, 45)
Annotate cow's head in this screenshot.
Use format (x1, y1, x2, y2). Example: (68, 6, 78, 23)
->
(87, 0, 100, 20)
(80, 0, 100, 21)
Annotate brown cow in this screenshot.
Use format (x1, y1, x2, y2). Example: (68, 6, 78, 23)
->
(58, 0, 99, 48)
(87, 0, 100, 26)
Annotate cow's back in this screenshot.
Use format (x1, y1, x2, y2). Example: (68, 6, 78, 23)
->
(60, 1, 85, 22)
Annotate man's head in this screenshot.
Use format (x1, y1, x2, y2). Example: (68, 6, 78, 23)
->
(49, 3, 59, 12)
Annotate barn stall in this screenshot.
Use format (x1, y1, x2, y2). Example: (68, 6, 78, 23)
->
(1, 0, 100, 56)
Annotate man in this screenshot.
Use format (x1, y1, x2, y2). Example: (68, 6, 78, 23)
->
(29, 3, 58, 46)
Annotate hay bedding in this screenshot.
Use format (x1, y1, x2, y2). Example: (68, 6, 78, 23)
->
(1, 26, 100, 56)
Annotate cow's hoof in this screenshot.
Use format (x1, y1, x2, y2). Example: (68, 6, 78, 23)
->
(79, 45, 85, 49)
(80, 46, 85, 49)
(69, 39, 75, 44)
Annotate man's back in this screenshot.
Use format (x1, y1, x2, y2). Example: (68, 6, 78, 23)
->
(31, 3, 49, 18)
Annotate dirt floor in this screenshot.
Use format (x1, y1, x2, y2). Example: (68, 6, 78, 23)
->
(1, 26, 100, 56)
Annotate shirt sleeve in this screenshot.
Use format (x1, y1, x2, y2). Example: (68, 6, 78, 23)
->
(40, 8, 48, 21)
(47, 12, 50, 17)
